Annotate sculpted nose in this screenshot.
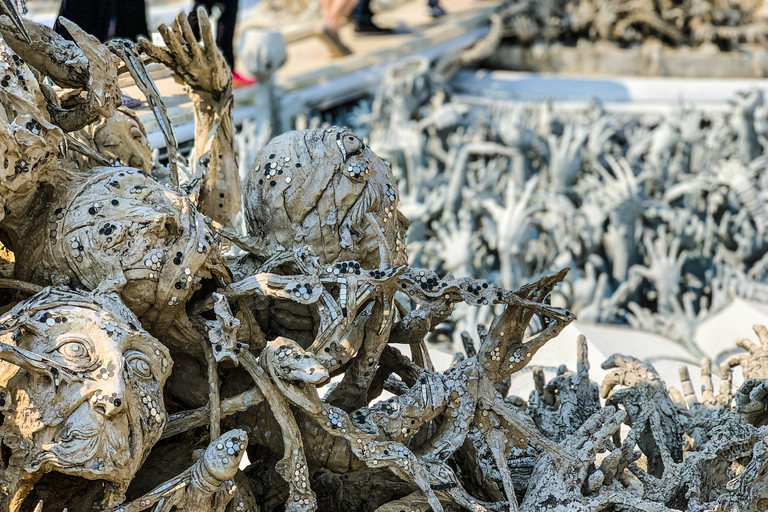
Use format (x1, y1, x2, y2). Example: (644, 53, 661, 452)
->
(91, 363, 126, 418)
(129, 154, 145, 170)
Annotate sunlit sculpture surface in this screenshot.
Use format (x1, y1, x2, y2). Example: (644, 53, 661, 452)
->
(0, 4, 766, 512)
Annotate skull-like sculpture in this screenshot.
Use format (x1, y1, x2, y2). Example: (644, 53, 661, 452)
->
(243, 127, 408, 269)
(20, 166, 230, 335)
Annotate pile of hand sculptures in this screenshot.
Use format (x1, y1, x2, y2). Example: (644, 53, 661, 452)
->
(322, 52, 768, 352)
(3, 3, 768, 512)
(498, 0, 768, 50)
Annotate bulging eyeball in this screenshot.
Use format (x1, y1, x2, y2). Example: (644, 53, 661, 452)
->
(243, 128, 408, 268)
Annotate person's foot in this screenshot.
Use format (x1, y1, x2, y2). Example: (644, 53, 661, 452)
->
(318, 26, 353, 57)
(354, 20, 394, 35)
(428, 4, 447, 17)
(233, 71, 257, 88)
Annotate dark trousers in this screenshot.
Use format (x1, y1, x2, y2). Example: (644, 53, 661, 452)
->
(55, 0, 148, 42)
(352, 0, 439, 25)
(189, 0, 238, 71)
(351, 0, 373, 24)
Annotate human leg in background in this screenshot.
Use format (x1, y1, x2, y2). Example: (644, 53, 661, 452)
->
(114, 0, 149, 40)
(427, 0, 447, 18)
(189, 0, 233, 69)
(56, 0, 148, 41)
(55, 0, 110, 41)
(319, 0, 359, 56)
(351, 0, 393, 35)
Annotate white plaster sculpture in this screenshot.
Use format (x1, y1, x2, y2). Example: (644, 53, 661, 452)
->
(499, 0, 768, 50)
(0, 2, 767, 512)
(332, 44, 768, 354)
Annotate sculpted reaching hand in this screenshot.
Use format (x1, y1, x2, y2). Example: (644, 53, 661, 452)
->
(726, 324, 768, 381)
(629, 227, 687, 314)
(140, 8, 231, 97)
(140, 8, 240, 226)
(528, 335, 601, 442)
(522, 406, 667, 512)
(545, 121, 588, 194)
(431, 210, 475, 278)
(601, 354, 685, 478)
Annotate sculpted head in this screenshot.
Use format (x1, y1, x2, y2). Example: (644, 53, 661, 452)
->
(0, 288, 172, 503)
(38, 166, 230, 334)
(243, 128, 408, 268)
(77, 107, 152, 173)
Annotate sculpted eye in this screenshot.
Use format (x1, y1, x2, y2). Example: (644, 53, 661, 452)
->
(126, 353, 153, 379)
(101, 134, 121, 148)
(56, 340, 91, 363)
(343, 134, 364, 158)
(129, 127, 144, 142)
(57, 341, 88, 359)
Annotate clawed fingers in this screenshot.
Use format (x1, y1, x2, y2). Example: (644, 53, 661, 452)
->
(197, 6, 217, 60)
(668, 387, 685, 405)
(533, 366, 546, 395)
(718, 360, 733, 398)
(601, 353, 635, 371)
(736, 337, 760, 355)
(600, 354, 643, 398)
(576, 334, 590, 377)
(600, 372, 621, 399)
(158, 23, 190, 67)
(571, 406, 624, 453)
(754, 324, 768, 349)
(677, 364, 699, 407)
(700, 357, 715, 403)
(749, 380, 768, 403)
(138, 37, 173, 68)
(175, 12, 203, 63)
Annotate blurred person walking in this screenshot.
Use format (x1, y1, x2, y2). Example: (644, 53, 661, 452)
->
(426, 0, 447, 18)
(351, 0, 392, 34)
(351, 0, 446, 34)
(318, 0, 358, 57)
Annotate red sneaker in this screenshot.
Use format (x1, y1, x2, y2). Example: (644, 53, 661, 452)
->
(233, 71, 257, 88)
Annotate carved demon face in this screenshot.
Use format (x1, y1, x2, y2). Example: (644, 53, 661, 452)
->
(85, 108, 153, 173)
(243, 128, 408, 269)
(0, 289, 171, 492)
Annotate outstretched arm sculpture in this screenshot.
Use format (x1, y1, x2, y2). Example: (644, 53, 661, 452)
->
(140, 8, 240, 227)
